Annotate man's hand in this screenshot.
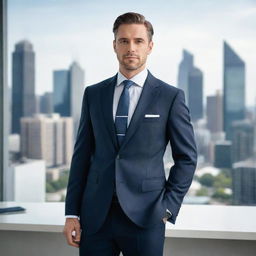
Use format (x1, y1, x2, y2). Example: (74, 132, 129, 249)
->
(162, 217, 168, 224)
(63, 218, 81, 248)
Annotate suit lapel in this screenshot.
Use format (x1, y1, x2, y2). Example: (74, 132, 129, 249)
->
(101, 74, 119, 152)
(100, 71, 161, 153)
(119, 71, 160, 152)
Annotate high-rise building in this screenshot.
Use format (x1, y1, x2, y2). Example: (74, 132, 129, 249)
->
(206, 90, 223, 133)
(70, 62, 85, 135)
(214, 141, 232, 168)
(188, 67, 203, 121)
(223, 41, 245, 140)
(12, 40, 36, 134)
(231, 119, 254, 162)
(178, 50, 203, 121)
(53, 61, 84, 137)
(178, 50, 193, 105)
(53, 70, 70, 116)
(40, 92, 53, 114)
(20, 113, 73, 167)
(232, 157, 256, 205)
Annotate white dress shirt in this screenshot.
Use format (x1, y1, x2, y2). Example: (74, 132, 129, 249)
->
(66, 67, 172, 219)
(113, 67, 148, 126)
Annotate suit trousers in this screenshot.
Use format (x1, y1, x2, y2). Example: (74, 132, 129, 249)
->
(79, 195, 166, 256)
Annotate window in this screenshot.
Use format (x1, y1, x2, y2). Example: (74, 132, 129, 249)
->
(2, 0, 256, 207)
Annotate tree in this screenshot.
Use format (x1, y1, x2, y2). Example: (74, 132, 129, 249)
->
(196, 187, 209, 196)
(213, 173, 231, 189)
(46, 183, 55, 193)
(199, 173, 215, 187)
(212, 188, 231, 200)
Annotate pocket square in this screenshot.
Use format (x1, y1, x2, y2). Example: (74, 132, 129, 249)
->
(144, 114, 160, 118)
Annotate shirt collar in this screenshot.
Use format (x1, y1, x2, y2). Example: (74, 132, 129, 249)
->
(116, 68, 148, 88)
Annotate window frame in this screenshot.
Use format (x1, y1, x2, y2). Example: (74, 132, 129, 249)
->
(0, 0, 7, 201)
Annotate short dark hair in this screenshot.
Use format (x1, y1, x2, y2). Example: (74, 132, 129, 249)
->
(113, 12, 154, 41)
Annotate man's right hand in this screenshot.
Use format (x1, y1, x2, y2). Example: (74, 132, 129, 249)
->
(63, 218, 81, 248)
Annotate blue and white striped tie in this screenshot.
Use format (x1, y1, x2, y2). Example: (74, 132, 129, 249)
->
(115, 80, 134, 147)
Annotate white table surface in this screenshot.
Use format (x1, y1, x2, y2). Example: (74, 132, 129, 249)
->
(1, 202, 256, 240)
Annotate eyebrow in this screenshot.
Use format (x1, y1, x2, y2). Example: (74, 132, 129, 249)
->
(117, 38, 145, 42)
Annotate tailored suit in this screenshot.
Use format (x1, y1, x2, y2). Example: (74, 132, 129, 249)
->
(65, 69, 197, 254)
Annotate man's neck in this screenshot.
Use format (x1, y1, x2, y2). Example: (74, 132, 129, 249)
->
(119, 66, 146, 79)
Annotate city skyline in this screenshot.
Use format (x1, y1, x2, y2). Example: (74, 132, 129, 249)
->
(7, 16, 256, 207)
(8, 0, 256, 106)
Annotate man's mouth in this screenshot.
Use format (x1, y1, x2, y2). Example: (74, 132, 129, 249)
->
(125, 56, 138, 59)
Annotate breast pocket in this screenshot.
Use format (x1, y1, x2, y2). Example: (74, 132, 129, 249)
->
(142, 114, 162, 123)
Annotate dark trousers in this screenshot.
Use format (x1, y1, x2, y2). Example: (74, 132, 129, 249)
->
(79, 195, 166, 256)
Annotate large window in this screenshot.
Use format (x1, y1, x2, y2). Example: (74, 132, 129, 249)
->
(3, 0, 256, 206)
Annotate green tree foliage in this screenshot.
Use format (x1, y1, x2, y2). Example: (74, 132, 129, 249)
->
(196, 187, 209, 196)
(212, 188, 231, 200)
(213, 173, 231, 189)
(198, 173, 215, 187)
(46, 172, 69, 192)
(46, 183, 55, 193)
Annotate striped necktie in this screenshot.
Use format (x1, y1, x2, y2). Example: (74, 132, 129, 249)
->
(115, 80, 134, 147)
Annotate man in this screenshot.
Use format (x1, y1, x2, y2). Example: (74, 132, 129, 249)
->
(63, 12, 197, 256)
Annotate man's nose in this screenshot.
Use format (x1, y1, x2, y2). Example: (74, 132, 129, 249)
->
(127, 42, 136, 53)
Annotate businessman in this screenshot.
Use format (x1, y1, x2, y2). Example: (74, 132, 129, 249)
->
(63, 12, 197, 256)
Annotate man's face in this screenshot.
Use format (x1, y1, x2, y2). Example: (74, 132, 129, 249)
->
(113, 24, 153, 72)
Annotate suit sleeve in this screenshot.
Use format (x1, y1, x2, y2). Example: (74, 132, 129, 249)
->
(165, 89, 197, 224)
(65, 86, 95, 216)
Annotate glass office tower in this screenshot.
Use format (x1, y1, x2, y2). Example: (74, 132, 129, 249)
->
(223, 41, 245, 140)
(12, 40, 36, 134)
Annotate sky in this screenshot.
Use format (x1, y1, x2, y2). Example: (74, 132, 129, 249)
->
(8, 0, 256, 106)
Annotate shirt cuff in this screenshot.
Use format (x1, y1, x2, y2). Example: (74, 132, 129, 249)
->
(166, 209, 172, 218)
(65, 215, 80, 219)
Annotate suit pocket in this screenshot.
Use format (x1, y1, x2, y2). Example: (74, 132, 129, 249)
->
(141, 178, 166, 192)
(142, 117, 161, 122)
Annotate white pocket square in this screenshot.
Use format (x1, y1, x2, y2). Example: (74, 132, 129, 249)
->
(144, 114, 160, 118)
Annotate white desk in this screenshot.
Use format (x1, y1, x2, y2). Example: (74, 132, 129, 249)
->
(1, 202, 256, 256)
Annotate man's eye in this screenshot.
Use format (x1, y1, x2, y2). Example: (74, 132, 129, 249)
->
(120, 40, 128, 44)
(136, 40, 143, 43)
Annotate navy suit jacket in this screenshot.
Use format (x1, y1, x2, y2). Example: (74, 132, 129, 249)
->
(65, 70, 197, 235)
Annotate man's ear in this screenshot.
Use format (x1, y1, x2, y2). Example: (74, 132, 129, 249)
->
(113, 39, 116, 53)
(147, 40, 154, 55)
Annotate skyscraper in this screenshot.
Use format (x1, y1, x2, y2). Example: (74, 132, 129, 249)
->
(70, 62, 85, 135)
(232, 157, 256, 205)
(178, 50, 193, 104)
(178, 50, 203, 121)
(214, 141, 232, 168)
(206, 90, 223, 133)
(231, 119, 254, 162)
(53, 70, 70, 116)
(223, 41, 245, 140)
(12, 40, 36, 134)
(53, 61, 84, 137)
(20, 113, 73, 167)
(40, 92, 53, 114)
(188, 67, 203, 121)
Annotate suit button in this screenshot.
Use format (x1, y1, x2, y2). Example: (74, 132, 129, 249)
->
(117, 154, 120, 159)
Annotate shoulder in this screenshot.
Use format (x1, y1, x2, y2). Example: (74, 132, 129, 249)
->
(149, 71, 183, 99)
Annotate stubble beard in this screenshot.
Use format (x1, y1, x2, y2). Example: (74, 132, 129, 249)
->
(121, 57, 146, 71)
